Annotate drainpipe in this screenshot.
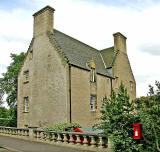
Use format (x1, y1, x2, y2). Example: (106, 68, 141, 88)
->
(110, 78, 113, 95)
(69, 64, 72, 123)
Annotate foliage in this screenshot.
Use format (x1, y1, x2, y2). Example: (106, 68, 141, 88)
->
(44, 123, 81, 132)
(0, 106, 17, 127)
(99, 83, 142, 152)
(0, 52, 26, 107)
(134, 81, 160, 152)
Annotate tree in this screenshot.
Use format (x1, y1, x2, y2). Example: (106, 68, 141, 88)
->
(134, 81, 160, 152)
(0, 52, 26, 107)
(99, 83, 142, 152)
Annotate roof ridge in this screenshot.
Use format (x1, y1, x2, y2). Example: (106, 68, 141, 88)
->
(100, 46, 114, 52)
(54, 29, 99, 52)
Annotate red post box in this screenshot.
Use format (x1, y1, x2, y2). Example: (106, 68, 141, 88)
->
(133, 124, 142, 139)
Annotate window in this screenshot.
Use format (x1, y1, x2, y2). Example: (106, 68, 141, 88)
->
(90, 68, 95, 82)
(29, 50, 33, 60)
(115, 77, 118, 88)
(23, 70, 29, 83)
(24, 97, 29, 112)
(90, 95, 96, 111)
(130, 81, 133, 91)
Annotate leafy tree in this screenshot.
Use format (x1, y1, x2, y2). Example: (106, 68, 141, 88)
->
(0, 107, 8, 118)
(0, 52, 26, 107)
(0, 106, 17, 127)
(99, 83, 142, 152)
(134, 81, 160, 152)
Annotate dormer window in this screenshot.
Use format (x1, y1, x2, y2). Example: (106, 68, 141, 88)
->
(23, 70, 29, 83)
(90, 68, 95, 82)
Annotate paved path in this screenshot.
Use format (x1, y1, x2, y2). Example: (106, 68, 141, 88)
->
(0, 147, 11, 152)
(0, 135, 87, 152)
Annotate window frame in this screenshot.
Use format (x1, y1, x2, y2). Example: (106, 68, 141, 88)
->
(23, 70, 29, 83)
(90, 68, 95, 82)
(90, 95, 96, 111)
(130, 81, 133, 91)
(115, 76, 118, 89)
(24, 96, 29, 113)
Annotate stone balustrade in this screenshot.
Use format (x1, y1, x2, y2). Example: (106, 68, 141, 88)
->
(0, 126, 109, 152)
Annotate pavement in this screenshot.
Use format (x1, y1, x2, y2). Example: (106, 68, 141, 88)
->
(0, 135, 89, 152)
(0, 147, 11, 152)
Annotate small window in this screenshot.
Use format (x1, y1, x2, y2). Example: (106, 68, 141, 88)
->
(115, 77, 118, 88)
(24, 97, 29, 112)
(130, 81, 133, 91)
(90, 68, 95, 82)
(23, 70, 29, 83)
(90, 95, 96, 111)
(29, 50, 33, 60)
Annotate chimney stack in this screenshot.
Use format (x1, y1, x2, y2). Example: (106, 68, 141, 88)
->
(113, 32, 127, 53)
(33, 6, 55, 37)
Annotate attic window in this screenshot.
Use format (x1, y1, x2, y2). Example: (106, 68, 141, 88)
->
(90, 68, 95, 82)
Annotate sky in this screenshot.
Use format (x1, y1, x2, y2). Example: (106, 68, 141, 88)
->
(0, 0, 160, 99)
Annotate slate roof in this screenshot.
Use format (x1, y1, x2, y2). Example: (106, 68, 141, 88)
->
(100, 47, 115, 68)
(53, 29, 113, 78)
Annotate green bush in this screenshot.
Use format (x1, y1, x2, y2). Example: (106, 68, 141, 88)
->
(43, 123, 81, 132)
(0, 107, 17, 127)
(99, 83, 142, 152)
(0, 118, 16, 127)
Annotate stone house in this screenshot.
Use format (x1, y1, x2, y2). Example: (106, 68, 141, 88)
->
(17, 6, 136, 128)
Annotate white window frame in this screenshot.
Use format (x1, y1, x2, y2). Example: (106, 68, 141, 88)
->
(90, 95, 96, 111)
(130, 81, 133, 91)
(90, 68, 95, 82)
(115, 77, 118, 88)
(24, 97, 29, 112)
(23, 70, 29, 83)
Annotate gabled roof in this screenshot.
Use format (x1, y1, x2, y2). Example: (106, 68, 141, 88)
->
(100, 47, 118, 68)
(53, 29, 112, 78)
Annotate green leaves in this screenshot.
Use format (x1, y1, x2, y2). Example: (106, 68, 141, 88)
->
(100, 83, 142, 152)
(135, 81, 160, 152)
(0, 52, 26, 107)
(43, 123, 81, 132)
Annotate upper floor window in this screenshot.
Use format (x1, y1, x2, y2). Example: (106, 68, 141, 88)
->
(23, 70, 29, 83)
(24, 97, 29, 112)
(90, 68, 95, 82)
(29, 50, 33, 60)
(115, 77, 118, 88)
(90, 95, 96, 111)
(130, 81, 133, 91)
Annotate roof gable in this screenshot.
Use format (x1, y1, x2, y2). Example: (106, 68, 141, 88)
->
(53, 29, 112, 77)
(100, 47, 118, 68)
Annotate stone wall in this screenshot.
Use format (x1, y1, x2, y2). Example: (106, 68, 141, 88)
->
(71, 66, 111, 127)
(17, 33, 68, 128)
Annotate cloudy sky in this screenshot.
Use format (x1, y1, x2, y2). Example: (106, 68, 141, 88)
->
(0, 0, 160, 98)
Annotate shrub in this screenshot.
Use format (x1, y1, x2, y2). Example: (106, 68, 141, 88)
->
(99, 83, 142, 152)
(43, 123, 81, 132)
